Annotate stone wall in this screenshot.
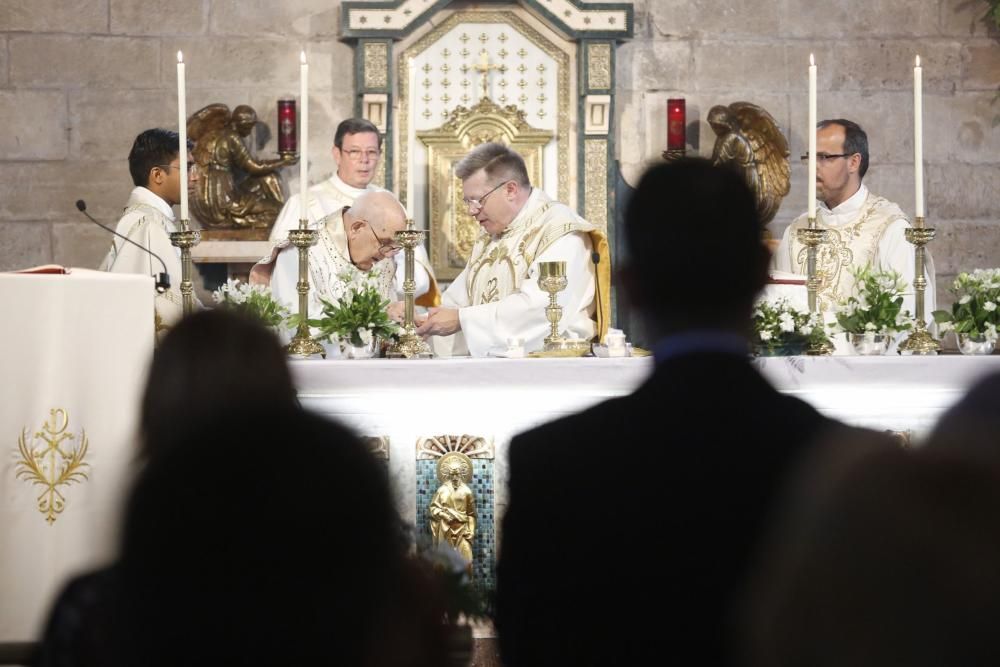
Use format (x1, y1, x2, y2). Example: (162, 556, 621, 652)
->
(617, 0, 1000, 303)
(1, 0, 998, 305)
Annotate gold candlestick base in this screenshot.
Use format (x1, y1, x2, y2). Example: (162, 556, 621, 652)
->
(898, 220, 939, 355)
(385, 220, 434, 359)
(286, 226, 325, 358)
(897, 326, 939, 355)
(386, 330, 433, 359)
(169, 225, 201, 316)
(661, 148, 687, 162)
(796, 221, 833, 356)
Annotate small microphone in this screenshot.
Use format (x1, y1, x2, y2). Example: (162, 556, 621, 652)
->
(591, 251, 600, 265)
(76, 199, 170, 293)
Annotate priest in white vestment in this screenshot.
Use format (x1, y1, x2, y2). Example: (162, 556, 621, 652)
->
(417, 143, 611, 357)
(251, 190, 407, 327)
(268, 118, 438, 306)
(99, 128, 202, 335)
(773, 119, 934, 351)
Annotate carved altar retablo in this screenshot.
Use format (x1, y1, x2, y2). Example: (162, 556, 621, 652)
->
(418, 97, 552, 280)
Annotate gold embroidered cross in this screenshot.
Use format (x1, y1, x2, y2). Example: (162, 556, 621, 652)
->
(474, 50, 501, 100)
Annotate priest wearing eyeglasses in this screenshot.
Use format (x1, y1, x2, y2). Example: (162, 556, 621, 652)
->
(773, 119, 934, 321)
(417, 142, 611, 357)
(268, 117, 437, 307)
(252, 190, 408, 324)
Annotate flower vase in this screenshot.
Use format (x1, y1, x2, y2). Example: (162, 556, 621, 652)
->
(847, 332, 891, 355)
(754, 341, 808, 357)
(957, 333, 997, 355)
(340, 336, 380, 359)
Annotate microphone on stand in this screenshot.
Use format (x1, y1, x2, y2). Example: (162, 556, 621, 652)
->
(75, 199, 170, 293)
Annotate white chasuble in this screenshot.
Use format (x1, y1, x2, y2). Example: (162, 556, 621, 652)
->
(254, 208, 395, 323)
(775, 185, 935, 316)
(269, 172, 437, 305)
(436, 188, 610, 357)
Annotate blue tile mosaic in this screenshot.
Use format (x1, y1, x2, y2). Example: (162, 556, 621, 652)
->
(415, 458, 495, 594)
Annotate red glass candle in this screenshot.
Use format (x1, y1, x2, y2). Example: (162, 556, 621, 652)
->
(667, 98, 686, 150)
(277, 98, 297, 154)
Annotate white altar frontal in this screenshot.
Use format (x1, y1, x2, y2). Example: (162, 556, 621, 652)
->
(291, 353, 1000, 600)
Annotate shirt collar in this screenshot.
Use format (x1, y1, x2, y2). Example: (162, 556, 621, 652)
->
(820, 183, 868, 221)
(127, 186, 175, 221)
(652, 330, 750, 365)
(331, 171, 371, 198)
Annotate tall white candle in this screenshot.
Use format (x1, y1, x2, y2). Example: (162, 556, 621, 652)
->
(299, 50, 309, 220)
(914, 55, 924, 218)
(808, 53, 817, 220)
(177, 51, 188, 223)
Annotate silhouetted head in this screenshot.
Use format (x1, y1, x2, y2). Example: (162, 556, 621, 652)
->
(620, 158, 768, 337)
(139, 309, 297, 457)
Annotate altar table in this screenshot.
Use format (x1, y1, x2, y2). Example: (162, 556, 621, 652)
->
(291, 354, 1000, 529)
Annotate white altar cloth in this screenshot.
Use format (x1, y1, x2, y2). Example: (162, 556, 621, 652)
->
(291, 354, 1000, 529)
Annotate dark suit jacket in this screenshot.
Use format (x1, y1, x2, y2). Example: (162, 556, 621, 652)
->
(496, 351, 837, 667)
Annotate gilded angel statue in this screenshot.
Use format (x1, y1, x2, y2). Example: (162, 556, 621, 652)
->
(187, 104, 297, 230)
(707, 102, 790, 226)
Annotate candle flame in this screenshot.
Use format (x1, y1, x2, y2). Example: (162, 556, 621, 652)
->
(915, 55, 921, 67)
(300, 50, 307, 65)
(177, 51, 183, 64)
(809, 53, 815, 66)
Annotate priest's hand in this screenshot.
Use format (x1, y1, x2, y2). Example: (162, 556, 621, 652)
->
(387, 301, 405, 324)
(416, 307, 461, 338)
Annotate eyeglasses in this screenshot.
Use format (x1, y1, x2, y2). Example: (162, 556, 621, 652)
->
(462, 180, 510, 212)
(342, 148, 381, 162)
(799, 153, 856, 163)
(366, 221, 402, 256)
(155, 163, 200, 174)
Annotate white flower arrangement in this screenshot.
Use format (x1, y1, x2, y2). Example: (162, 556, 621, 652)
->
(934, 268, 1000, 342)
(211, 279, 291, 329)
(832, 265, 913, 337)
(752, 298, 832, 355)
(306, 272, 400, 348)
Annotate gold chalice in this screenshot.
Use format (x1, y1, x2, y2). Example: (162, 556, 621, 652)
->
(535, 261, 590, 356)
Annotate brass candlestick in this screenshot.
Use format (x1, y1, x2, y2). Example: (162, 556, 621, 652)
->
(169, 220, 200, 316)
(796, 218, 834, 355)
(535, 261, 590, 355)
(898, 216, 940, 355)
(386, 220, 433, 359)
(286, 219, 325, 358)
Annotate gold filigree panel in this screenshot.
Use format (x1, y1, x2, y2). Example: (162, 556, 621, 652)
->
(399, 10, 572, 208)
(418, 98, 553, 279)
(14, 408, 91, 524)
(584, 139, 608, 230)
(416, 434, 495, 460)
(363, 42, 389, 89)
(587, 43, 611, 90)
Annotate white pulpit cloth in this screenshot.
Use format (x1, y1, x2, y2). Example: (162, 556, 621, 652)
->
(0, 269, 153, 641)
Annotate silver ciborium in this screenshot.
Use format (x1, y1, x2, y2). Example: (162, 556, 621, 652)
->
(536, 261, 589, 356)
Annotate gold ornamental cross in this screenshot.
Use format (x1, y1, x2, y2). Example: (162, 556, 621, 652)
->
(474, 50, 501, 100)
(15, 408, 90, 524)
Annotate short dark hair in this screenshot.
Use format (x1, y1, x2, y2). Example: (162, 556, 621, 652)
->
(454, 142, 531, 188)
(128, 129, 181, 187)
(128, 128, 195, 188)
(334, 118, 382, 149)
(818, 118, 869, 179)
(624, 158, 766, 328)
